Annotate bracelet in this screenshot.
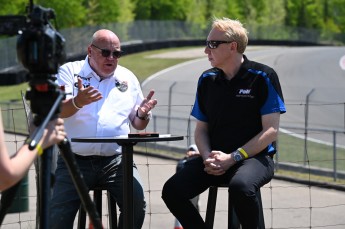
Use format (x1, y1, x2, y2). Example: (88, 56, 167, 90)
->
(72, 97, 83, 110)
(237, 147, 249, 159)
(36, 143, 43, 156)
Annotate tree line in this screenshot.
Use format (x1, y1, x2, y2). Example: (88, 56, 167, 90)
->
(1, 0, 345, 36)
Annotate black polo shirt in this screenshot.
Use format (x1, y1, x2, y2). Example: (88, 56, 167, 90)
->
(191, 55, 286, 154)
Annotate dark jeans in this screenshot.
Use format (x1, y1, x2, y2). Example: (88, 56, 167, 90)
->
(162, 153, 274, 229)
(50, 154, 146, 229)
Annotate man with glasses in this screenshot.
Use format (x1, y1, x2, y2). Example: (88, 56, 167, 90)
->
(50, 29, 157, 229)
(162, 17, 286, 229)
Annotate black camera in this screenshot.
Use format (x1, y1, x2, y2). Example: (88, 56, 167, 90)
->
(0, 3, 66, 74)
(0, 2, 67, 124)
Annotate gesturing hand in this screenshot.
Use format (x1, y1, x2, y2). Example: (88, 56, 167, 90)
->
(137, 89, 157, 117)
(74, 77, 103, 107)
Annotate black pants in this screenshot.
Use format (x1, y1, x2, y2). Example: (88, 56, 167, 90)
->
(162, 153, 274, 229)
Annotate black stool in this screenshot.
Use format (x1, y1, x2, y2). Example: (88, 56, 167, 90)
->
(77, 187, 118, 229)
(205, 184, 265, 229)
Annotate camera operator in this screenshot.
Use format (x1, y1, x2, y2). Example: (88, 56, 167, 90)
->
(0, 111, 65, 192)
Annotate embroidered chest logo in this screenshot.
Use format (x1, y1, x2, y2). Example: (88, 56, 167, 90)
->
(115, 80, 128, 92)
(236, 88, 254, 98)
(74, 74, 91, 88)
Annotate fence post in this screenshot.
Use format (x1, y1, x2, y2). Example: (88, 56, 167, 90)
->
(333, 131, 337, 181)
(304, 88, 314, 166)
(167, 82, 177, 134)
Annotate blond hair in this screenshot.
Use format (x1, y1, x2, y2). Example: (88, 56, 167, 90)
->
(212, 17, 248, 53)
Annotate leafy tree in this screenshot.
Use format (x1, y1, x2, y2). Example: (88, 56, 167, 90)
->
(235, 0, 269, 25)
(35, 0, 87, 28)
(205, 0, 230, 20)
(133, 0, 190, 20)
(0, 0, 27, 15)
(117, 0, 135, 22)
(285, 0, 323, 29)
(0, 0, 344, 40)
(133, 0, 151, 19)
(85, 0, 120, 25)
(264, 0, 285, 26)
(185, 0, 208, 27)
(224, 0, 242, 21)
(324, 0, 345, 33)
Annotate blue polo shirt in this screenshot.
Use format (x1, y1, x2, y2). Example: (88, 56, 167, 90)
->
(191, 55, 286, 155)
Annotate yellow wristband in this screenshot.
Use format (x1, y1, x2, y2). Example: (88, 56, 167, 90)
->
(238, 148, 248, 159)
(36, 144, 43, 156)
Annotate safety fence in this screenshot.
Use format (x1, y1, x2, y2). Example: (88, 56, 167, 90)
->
(1, 101, 345, 228)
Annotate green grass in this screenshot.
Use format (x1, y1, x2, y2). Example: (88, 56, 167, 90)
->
(0, 83, 29, 102)
(274, 169, 345, 187)
(278, 132, 345, 170)
(119, 46, 199, 81)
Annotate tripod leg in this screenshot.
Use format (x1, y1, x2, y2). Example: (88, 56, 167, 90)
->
(39, 147, 53, 229)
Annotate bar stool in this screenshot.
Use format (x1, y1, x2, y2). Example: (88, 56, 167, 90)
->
(205, 184, 265, 229)
(77, 187, 118, 229)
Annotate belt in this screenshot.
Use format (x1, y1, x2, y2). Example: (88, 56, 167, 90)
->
(73, 154, 113, 160)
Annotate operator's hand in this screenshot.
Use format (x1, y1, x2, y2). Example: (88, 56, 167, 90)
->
(137, 89, 157, 117)
(31, 118, 66, 150)
(74, 77, 103, 107)
(204, 151, 233, 175)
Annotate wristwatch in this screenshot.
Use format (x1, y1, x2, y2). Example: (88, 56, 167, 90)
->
(136, 109, 150, 120)
(232, 150, 244, 162)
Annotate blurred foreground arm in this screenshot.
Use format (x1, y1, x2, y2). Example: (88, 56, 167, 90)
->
(0, 113, 66, 191)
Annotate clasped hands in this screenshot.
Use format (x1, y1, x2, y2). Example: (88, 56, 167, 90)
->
(203, 151, 235, 175)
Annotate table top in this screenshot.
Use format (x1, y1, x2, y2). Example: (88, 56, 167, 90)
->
(71, 134, 183, 144)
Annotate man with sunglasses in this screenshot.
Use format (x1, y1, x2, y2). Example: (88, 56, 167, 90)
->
(50, 29, 157, 229)
(162, 17, 286, 229)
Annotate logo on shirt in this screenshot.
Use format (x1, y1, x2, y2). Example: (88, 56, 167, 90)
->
(74, 74, 91, 88)
(236, 88, 254, 98)
(115, 80, 128, 92)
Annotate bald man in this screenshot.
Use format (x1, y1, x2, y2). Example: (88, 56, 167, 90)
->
(50, 29, 157, 229)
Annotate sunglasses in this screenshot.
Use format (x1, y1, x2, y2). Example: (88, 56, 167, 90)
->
(206, 40, 233, 49)
(91, 44, 123, 58)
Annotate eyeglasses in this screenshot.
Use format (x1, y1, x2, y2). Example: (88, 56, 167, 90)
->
(206, 40, 233, 49)
(91, 44, 123, 58)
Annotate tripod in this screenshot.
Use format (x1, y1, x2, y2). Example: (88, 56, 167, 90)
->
(0, 77, 103, 229)
(0, 1, 101, 227)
